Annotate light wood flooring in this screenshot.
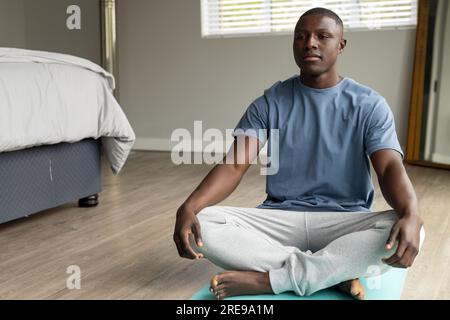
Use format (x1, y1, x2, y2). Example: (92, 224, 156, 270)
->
(0, 151, 449, 299)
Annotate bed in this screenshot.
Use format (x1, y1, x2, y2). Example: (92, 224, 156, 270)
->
(0, 139, 101, 224)
(0, 48, 135, 225)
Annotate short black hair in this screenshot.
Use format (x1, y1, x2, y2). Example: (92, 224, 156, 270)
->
(299, 7, 344, 32)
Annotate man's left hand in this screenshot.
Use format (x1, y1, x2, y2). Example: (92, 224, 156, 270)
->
(382, 214, 423, 268)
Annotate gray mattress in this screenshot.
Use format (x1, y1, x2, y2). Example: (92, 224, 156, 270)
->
(0, 139, 102, 224)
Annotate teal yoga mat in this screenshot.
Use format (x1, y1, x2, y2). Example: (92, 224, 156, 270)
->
(191, 268, 407, 300)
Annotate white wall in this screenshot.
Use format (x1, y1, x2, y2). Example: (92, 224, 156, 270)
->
(117, 0, 416, 152)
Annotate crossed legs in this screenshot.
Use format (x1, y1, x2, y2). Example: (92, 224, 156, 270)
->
(194, 206, 423, 299)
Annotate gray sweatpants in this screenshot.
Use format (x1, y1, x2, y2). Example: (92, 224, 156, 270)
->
(195, 206, 425, 296)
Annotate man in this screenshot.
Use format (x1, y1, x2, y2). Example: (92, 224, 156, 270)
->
(173, 8, 424, 300)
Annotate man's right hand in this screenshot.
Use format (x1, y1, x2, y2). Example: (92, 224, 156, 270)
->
(173, 204, 204, 260)
(173, 136, 260, 260)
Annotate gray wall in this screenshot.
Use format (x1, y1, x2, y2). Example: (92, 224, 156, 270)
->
(117, 0, 416, 152)
(23, 0, 101, 64)
(0, 0, 26, 48)
(2, 0, 415, 152)
(0, 0, 101, 64)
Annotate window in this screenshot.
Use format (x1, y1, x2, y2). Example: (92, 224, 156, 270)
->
(201, 0, 418, 37)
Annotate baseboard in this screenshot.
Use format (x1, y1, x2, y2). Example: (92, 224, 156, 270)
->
(132, 137, 268, 156)
(132, 138, 173, 151)
(431, 152, 450, 165)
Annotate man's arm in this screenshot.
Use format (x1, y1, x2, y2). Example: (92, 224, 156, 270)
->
(173, 136, 261, 260)
(370, 149, 424, 268)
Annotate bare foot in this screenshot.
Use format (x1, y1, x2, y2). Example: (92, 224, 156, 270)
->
(210, 271, 273, 300)
(336, 279, 365, 300)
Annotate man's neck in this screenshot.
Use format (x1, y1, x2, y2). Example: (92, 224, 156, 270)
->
(299, 72, 343, 89)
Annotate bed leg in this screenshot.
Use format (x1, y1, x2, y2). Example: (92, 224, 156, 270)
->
(78, 194, 99, 208)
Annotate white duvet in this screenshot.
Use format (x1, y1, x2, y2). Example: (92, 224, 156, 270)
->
(0, 48, 135, 175)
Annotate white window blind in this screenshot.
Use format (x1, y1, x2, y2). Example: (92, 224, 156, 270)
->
(201, 0, 418, 37)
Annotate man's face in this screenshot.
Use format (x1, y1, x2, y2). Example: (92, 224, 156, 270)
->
(293, 15, 346, 77)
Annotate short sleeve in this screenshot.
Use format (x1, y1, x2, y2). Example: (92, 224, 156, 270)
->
(232, 95, 269, 145)
(364, 98, 404, 158)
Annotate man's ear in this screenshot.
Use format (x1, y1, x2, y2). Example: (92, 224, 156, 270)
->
(338, 38, 347, 54)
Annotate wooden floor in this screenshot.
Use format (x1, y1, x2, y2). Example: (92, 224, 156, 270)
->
(0, 151, 449, 299)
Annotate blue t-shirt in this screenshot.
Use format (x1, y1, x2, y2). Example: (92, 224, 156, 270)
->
(232, 75, 403, 212)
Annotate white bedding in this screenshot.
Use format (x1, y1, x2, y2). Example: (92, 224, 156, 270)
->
(0, 48, 135, 175)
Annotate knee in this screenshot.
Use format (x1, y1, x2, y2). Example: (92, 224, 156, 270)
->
(195, 206, 228, 250)
(197, 206, 214, 219)
(419, 226, 425, 252)
(374, 212, 398, 231)
(197, 206, 227, 226)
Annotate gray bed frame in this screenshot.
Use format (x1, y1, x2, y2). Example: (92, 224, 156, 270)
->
(0, 139, 102, 225)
